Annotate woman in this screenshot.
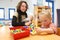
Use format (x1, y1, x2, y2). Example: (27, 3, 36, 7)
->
(12, 1, 32, 26)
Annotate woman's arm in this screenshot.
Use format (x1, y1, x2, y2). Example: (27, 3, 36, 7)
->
(12, 16, 25, 26)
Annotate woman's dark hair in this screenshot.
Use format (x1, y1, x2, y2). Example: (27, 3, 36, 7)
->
(16, 1, 28, 11)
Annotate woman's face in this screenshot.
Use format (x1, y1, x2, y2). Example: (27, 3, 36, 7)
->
(20, 2, 27, 12)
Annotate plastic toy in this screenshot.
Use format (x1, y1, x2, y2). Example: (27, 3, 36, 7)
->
(30, 29, 36, 35)
(10, 26, 30, 40)
(10, 29, 25, 34)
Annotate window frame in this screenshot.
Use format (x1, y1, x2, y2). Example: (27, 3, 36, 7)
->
(9, 8, 15, 20)
(0, 8, 5, 20)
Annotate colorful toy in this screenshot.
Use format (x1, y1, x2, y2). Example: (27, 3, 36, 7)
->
(30, 24, 34, 29)
(23, 26, 28, 28)
(10, 29, 25, 34)
(10, 30, 15, 34)
(24, 25, 37, 35)
(30, 29, 36, 35)
(14, 29, 20, 34)
(27, 27, 31, 30)
(10, 26, 30, 40)
(16, 29, 21, 32)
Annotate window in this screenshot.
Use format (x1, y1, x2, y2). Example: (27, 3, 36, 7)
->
(49, 2, 52, 8)
(45, 2, 48, 6)
(46, 0, 54, 23)
(37, 0, 43, 6)
(0, 8, 5, 20)
(9, 8, 15, 20)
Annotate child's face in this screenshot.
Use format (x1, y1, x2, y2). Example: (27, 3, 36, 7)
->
(40, 16, 51, 26)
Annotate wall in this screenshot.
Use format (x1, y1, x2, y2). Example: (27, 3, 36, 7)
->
(0, 0, 21, 20)
(54, 0, 60, 26)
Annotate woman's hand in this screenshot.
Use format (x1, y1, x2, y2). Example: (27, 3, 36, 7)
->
(25, 21, 31, 26)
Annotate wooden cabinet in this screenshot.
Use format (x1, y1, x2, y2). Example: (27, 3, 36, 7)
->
(33, 6, 52, 27)
(57, 27, 60, 36)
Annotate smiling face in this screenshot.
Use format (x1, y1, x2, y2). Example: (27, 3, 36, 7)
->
(20, 2, 27, 12)
(17, 1, 28, 12)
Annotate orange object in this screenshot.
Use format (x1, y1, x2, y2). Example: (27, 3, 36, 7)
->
(27, 27, 32, 30)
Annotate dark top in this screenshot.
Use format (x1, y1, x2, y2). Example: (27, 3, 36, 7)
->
(12, 10, 27, 26)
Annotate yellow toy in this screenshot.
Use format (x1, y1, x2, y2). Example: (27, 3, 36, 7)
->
(30, 30, 37, 35)
(10, 30, 15, 34)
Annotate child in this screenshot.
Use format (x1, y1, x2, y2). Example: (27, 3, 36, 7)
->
(35, 12, 57, 34)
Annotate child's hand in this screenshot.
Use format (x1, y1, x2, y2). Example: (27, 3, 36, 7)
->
(35, 27, 41, 33)
(35, 27, 48, 35)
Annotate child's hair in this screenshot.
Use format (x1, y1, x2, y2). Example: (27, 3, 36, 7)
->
(39, 11, 52, 21)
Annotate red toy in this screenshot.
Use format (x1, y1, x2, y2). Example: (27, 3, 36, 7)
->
(10, 26, 30, 40)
